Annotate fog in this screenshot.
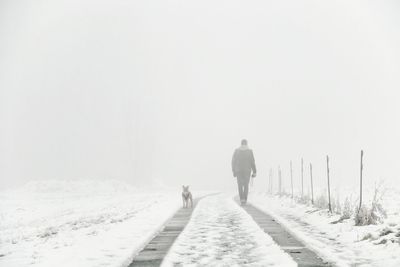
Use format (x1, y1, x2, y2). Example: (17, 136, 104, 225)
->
(1, 0, 400, 192)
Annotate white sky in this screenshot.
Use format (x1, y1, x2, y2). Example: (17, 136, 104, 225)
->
(1, 0, 400, 192)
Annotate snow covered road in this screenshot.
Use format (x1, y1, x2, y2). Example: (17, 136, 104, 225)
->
(161, 194, 296, 266)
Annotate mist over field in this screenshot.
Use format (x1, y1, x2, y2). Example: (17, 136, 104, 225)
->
(1, 0, 400, 193)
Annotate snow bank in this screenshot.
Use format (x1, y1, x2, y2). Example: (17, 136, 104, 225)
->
(249, 187, 400, 267)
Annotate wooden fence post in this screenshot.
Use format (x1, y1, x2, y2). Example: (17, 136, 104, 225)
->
(290, 161, 294, 199)
(301, 158, 304, 197)
(359, 150, 364, 211)
(310, 163, 314, 205)
(278, 166, 282, 195)
(326, 155, 332, 212)
(269, 168, 273, 194)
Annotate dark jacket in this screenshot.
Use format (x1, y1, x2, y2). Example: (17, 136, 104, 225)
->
(232, 145, 257, 178)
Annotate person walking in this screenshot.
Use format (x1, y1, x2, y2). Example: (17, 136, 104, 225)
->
(232, 139, 257, 204)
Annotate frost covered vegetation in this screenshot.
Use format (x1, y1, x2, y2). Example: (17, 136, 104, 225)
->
(288, 183, 388, 227)
(272, 184, 388, 227)
(354, 184, 387, 226)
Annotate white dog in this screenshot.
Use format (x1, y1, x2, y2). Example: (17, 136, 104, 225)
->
(182, 185, 193, 208)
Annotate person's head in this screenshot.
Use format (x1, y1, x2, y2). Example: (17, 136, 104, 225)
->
(241, 139, 248, 146)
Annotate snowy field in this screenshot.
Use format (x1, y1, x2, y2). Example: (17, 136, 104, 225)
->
(0, 180, 194, 267)
(249, 187, 400, 267)
(3, 180, 400, 267)
(162, 194, 296, 267)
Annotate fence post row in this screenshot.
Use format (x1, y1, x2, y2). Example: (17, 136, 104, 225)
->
(268, 151, 363, 214)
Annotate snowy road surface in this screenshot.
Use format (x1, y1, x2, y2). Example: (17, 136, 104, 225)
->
(161, 194, 296, 266)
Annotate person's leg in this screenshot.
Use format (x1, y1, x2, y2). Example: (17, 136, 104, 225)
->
(243, 176, 250, 203)
(238, 176, 248, 204)
(236, 177, 243, 201)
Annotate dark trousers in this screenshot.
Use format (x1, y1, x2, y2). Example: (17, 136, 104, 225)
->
(237, 175, 250, 202)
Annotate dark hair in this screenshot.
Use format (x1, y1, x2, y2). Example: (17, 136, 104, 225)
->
(241, 139, 248, 145)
